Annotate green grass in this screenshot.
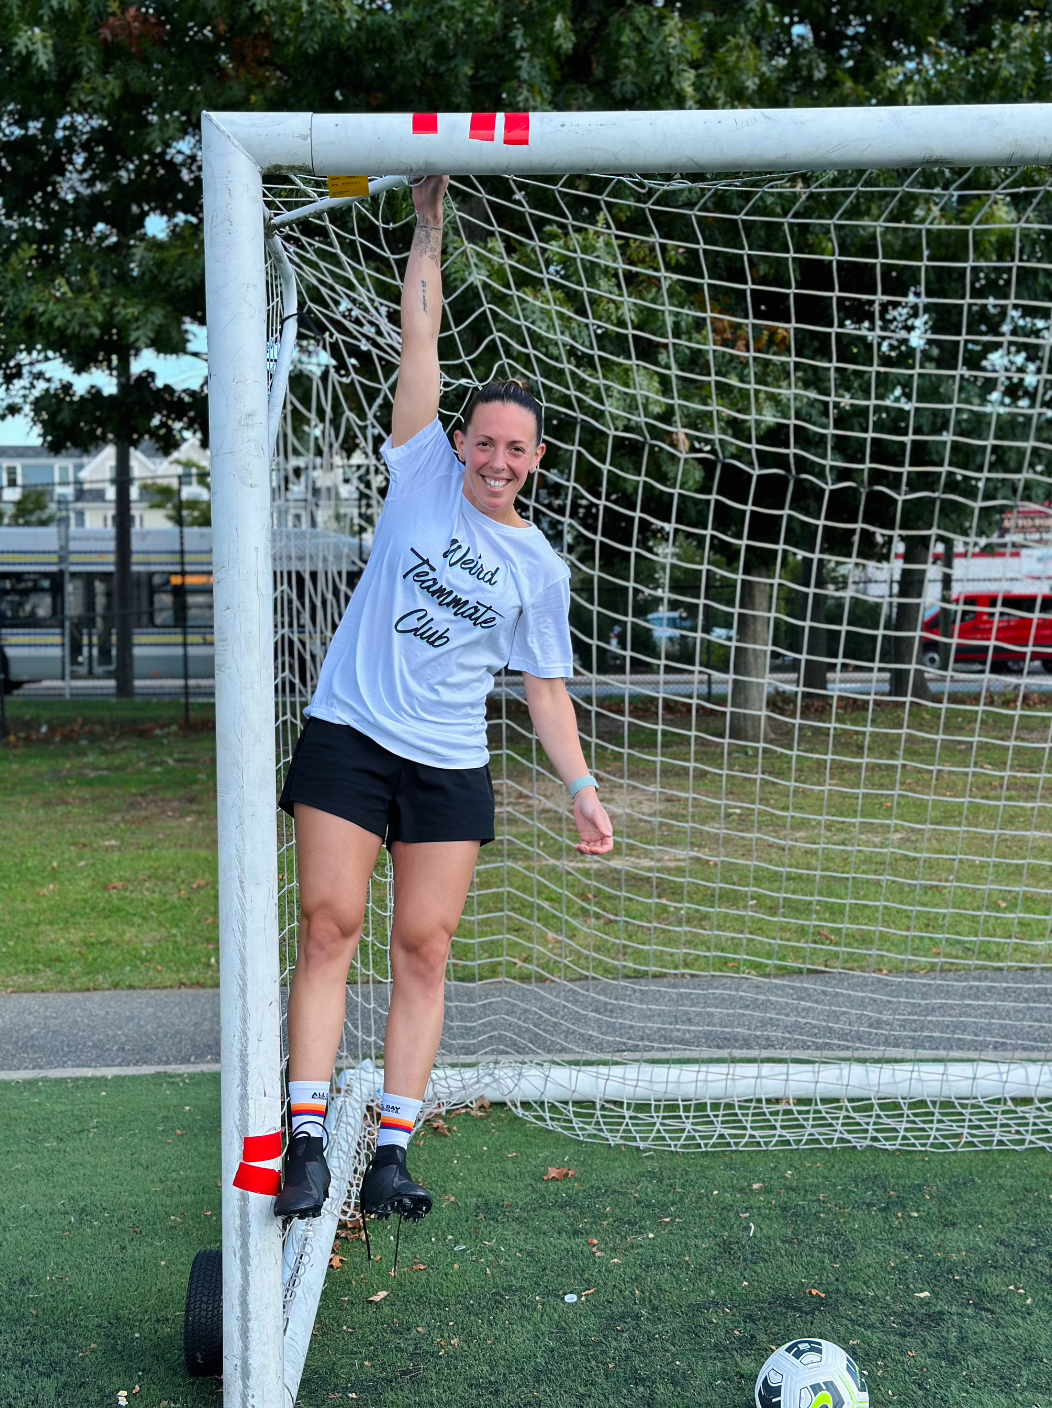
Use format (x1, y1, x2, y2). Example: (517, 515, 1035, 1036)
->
(0, 701, 220, 992)
(4, 1073, 1052, 1407)
(7, 696, 1052, 991)
(441, 699, 1052, 982)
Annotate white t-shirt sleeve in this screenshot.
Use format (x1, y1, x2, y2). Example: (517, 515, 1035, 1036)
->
(508, 575, 573, 678)
(381, 417, 458, 497)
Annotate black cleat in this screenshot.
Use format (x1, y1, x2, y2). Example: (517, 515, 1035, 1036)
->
(273, 1133, 330, 1219)
(359, 1145, 432, 1221)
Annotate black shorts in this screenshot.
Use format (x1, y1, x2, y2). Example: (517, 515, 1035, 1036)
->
(278, 718, 495, 848)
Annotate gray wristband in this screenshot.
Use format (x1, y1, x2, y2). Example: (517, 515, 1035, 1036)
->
(569, 775, 598, 801)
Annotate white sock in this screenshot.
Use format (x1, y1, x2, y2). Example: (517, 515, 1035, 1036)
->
(289, 1080, 328, 1140)
(377, 1090, 423, 1149)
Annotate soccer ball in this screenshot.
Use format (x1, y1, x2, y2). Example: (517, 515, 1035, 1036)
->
(755, 1339, 869, 1408)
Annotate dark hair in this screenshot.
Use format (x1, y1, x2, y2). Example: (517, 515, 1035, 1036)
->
(463, 377, 543, 444)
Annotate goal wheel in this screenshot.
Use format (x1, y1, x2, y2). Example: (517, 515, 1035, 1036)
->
(184, 1248, 223, 1377)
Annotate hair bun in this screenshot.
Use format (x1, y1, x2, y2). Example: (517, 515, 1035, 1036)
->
(462, 376, 544, 442)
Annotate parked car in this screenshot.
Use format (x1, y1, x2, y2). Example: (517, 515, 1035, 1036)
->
(645, 610, 696, 643)
(921, 593, 1052, 671)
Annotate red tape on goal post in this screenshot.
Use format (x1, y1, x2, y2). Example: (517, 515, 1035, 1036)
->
(232, 1131, 282, 1195)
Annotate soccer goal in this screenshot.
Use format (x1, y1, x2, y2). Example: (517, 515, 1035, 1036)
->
(200, 106, 1052, 1406)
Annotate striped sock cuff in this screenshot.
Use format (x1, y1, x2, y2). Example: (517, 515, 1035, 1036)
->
(289, 1081, 329, 1139)
(376, 1091, 423, 1149)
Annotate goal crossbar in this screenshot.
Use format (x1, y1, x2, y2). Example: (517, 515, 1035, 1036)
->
(212, 104, 1052, 178)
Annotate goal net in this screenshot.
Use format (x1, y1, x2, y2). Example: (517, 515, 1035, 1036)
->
(268, 160, 1052, 1167)
(264, 167, 1052, 1343)
(267, 162, 1052, 1171)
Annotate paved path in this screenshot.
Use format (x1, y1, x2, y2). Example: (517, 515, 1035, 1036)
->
(2, 970, 1050, 1079)
(0, 989, 220, 1078)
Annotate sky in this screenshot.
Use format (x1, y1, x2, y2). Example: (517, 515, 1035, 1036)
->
(0, 326, 208, 447)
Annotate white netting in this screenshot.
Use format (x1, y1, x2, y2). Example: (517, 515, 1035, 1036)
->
(265, 168, 1052, 1171)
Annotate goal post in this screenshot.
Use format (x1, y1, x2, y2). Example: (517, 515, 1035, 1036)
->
(201, 105, 1052, 1408)
(201, 112, 285, 1407)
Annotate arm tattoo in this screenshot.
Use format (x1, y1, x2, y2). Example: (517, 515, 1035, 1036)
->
(411, 219, 443, 266)
(421, 279, 428, 314)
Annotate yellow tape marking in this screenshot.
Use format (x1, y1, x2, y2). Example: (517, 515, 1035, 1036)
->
(327, 176, 370, 199)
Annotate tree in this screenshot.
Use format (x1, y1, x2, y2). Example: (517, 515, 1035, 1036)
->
(3, 0, 1049, 715)
(0, 2, 257, 693)
(0, 487, 53, 525)
(144, 460, 212, 528)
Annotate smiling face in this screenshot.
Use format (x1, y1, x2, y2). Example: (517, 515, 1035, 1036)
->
(454, 402, 545, 524)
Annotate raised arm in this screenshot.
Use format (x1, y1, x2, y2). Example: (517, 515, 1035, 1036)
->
(390, 175, 449, 448)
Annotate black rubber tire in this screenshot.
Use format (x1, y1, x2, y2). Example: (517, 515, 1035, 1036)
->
(184, 1248, 223, 1377)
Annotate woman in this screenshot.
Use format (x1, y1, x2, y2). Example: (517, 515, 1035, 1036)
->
(274, 174, 614, 1223)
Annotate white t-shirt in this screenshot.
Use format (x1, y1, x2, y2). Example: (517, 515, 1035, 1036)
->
(307, 417, 573, 768)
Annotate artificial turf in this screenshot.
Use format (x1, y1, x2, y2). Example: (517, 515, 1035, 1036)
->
(3, 1073, 1051, 1408)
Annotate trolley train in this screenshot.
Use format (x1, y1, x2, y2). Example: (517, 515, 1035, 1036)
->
(0, 526, 365, 688)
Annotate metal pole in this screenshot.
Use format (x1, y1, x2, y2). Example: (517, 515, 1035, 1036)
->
(940, 537, 954, 673)
(0, 601, 7, 741)
(114, 357, 134, 698)
(58, 502, 71, 701)
(177, 476, 190, 728)
(202, 111, 285, 1407)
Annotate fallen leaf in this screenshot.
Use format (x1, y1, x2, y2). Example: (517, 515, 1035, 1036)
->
(914, 1291, 931, 1298)
(806, 1289, 826, 1298)
(581, 1288, 596, 1298)
(427, 1118, 451, 1137)
(366, 1291, 389, 1303)
(442, 1194, 459, 1205)
(106, 882, 128, 891)
(544, 1167, 575, 1181)
(189, 879, 209, 889)
(329, 1255, 346, 1270)
(411, 1261, 427, 1271)
(587, 1239, 598, 1247)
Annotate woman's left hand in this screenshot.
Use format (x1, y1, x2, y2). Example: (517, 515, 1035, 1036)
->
(572, 790, 614, 855)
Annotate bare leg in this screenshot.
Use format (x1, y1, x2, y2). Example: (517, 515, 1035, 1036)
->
(286, 804, 384, 1082)
(382, 840, 480, 1099)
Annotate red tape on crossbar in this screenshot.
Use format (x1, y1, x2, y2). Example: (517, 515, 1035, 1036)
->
(469, 112, 496, 142)
(503, 112, 530, 146)
(233, 1162, 281, 1196)
(412, 113, 438, 135)
(242, 1131, 282, 1163)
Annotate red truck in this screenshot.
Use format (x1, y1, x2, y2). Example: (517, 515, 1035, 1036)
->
(921, 592, 1052, 671)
